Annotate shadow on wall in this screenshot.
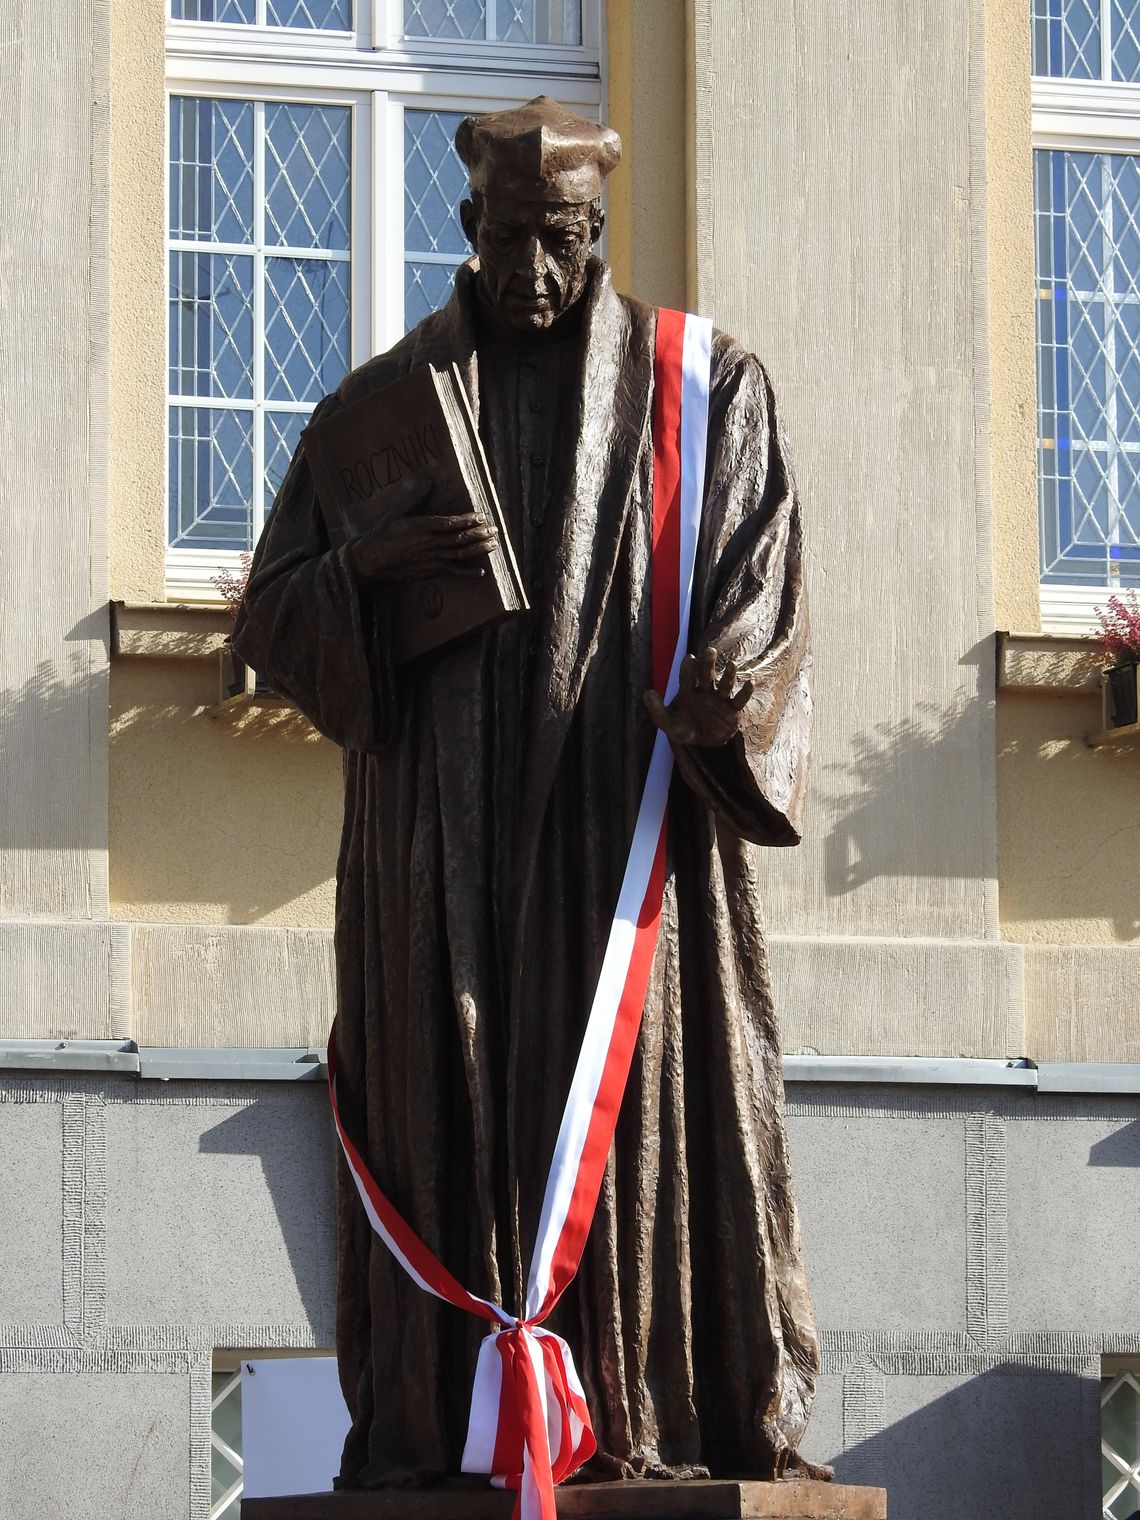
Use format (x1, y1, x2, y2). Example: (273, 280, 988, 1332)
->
(0, 648, 106, 849)
(816, 1365, 1099, 1520)
(819, 690, 992, 896)
(997, 691, 1140, 941)
(1088, 1117, 1140, 1167)
(109, 657, 343, 924)
(199, 1096, 337, 1338)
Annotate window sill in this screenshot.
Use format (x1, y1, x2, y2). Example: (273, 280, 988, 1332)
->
(111, 600, 232, 660)
(997, 630, 1103, 693)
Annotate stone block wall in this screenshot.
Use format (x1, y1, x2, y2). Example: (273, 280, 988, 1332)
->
(0, 1072, 1133, 1518)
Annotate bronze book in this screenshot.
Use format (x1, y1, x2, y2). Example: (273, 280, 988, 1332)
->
(303, 363, 529, 664)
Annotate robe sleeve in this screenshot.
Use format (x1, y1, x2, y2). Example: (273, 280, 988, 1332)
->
(671, 343, 812, 847)
(230, 395, 398, 751)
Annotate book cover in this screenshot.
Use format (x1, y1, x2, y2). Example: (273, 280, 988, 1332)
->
(303, 364, 528, 664)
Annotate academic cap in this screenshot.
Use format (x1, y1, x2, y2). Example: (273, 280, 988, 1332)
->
(455, 95, 621, 205)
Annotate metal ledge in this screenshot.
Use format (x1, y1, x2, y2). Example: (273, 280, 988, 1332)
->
(0, 1039, 140, 1073)
(4, 1042, 1140, 1096)
(782, 1055, 1037, 1086)
(138, 1047, 326, 1082)
(1036, 1062, 1140, 1095)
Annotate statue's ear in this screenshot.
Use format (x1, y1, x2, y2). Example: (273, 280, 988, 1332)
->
(459, 199, 478, 249)
(590, 204, 606, 246)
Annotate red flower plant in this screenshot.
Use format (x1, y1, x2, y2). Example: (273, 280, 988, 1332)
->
(212, 552, 253, 620)
(1094, 589, 1140, 668)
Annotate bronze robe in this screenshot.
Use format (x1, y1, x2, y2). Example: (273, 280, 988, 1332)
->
(233, 259, 818, 1484)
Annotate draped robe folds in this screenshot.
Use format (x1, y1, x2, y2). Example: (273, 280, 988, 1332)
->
(232, 258, 819, 1485)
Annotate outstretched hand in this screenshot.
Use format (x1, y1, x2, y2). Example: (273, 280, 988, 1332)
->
(349, 475, 497, 583)
(642, 646, 754, 748)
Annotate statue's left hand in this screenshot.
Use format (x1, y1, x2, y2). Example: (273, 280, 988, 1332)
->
(642, 647, 754, 748)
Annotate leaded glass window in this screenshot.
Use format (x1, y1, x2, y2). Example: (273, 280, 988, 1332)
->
(172, 0, 353, 27)
(166, 1, 601, 587)
(404, 0, 582, 45)
(211, 1367, 244, 1520)
(405, 110, 468, 329)
(1033, 0, 1140, 82)
(1035, 148, 1140, 587)
(168, 96, 351, 551)
(1103, 1369, 1140, 1518)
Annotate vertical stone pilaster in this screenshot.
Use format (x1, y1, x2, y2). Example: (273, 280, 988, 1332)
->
(965, 1110, 1009, 1345)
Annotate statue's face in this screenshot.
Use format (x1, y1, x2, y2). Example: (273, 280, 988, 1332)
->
(462, 194, 603, 332)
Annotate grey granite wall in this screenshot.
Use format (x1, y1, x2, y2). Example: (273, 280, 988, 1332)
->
(0, 1073, 1131, 1518)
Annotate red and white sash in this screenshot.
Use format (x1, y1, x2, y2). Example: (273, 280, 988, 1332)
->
(326, 307, 713, 1520)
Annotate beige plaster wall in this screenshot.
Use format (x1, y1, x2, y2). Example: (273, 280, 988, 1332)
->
(998, 691, 1140, 946)
(109, 0, 166, 605)
(691, 0, 999, 943)
(605, 0, 687, 312)
(985, 0, 1041, 636)
(1, 0, 111, 920)
(109, 659, 340, 926)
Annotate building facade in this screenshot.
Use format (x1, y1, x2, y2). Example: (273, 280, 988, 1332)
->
(1, 1, 1139, 1516)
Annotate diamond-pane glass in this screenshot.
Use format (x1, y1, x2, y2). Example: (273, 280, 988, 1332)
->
(266, 410, 308, 508)
(172, 0, 351, 25)
(403, 0, 580, 42)
(1112, 0, 1140, 79)
(406, 262, 458, 328)
(1103, 1373, 1140, 1518)
(1035, 148, 1140, 587)
(168, 95, 352, 553)
(172, 0, 256, 19)
(211, 1371, 243, 1520)
(266, 103, 351, 249)
(267, 0, 351, 24)
(265, 257, 350, 400)
(169, 253, 254, 399)
(170, 98, 254, 243)
(405, 110, 467, 256)
(1032, 0, 1140, 79)
(404, 0, 485, 38)
(169, 407, 254, 550)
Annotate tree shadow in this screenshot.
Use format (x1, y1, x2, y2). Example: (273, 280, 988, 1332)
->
(109, 655, 342, 923)
(998, 689, 1140, 940)
(0, 653, 108, 850)
(818, 692, 994, 896)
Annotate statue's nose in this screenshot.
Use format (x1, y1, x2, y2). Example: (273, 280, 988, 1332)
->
(517, 234, 545, 278)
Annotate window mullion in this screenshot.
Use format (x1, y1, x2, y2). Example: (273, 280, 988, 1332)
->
(1103, 153, 1122, 578)
(1102, 0, 1113, 81)
(253, 99, 267, 544)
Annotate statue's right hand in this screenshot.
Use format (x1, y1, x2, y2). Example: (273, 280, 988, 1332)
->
(348, 475, 498, 583)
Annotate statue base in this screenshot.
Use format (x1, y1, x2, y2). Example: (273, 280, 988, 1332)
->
(240, 1479, 885, 1520)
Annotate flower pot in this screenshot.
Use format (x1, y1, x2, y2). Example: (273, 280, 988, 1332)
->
(219, 642, 273, 704)
(1103, 660, 1140, 730)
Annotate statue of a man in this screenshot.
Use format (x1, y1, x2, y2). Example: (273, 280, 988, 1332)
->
(234, 95, 822, 1489)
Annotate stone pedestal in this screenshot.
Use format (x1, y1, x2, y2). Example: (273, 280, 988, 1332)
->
(240, 1479, 886, 1520)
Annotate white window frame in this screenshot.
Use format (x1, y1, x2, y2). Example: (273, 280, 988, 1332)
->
(1032, 59, 1140, 632)
(165, 0, 604, 602)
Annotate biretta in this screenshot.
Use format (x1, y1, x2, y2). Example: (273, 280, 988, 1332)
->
(455, 95, 621, 204)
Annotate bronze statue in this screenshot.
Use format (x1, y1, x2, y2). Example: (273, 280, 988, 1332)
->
(234, 95, 824, 1489)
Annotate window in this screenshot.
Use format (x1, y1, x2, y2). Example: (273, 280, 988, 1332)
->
(1032, 1, 1140, 629)
(165, 0, 602, 599)
(211, 1361, 244, 1520)
(1102, 1362, 1140, 1519)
